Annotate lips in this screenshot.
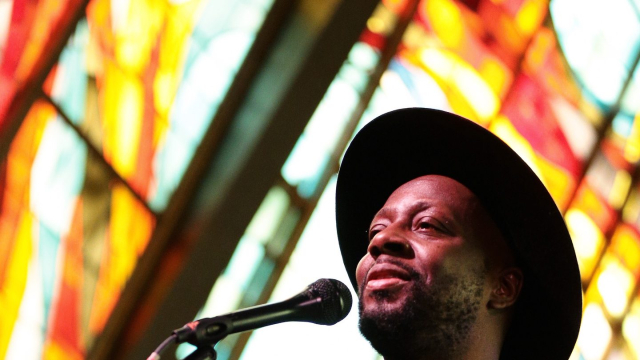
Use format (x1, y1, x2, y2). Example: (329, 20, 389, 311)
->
(365, 263, 411, 291)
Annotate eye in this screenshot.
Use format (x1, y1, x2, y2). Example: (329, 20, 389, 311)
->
(368, 225, 385, 241)
(414, 217, 441, 233)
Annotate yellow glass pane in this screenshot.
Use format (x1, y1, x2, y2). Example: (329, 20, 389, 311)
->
(623, 298, 640, 359)
(489, 115, 543, 178)
(535, 155, 575, 211)
(0, 101, 52, 359)
(623, 187, 640, 225)
(572, 182, 617, 236)
(0, 211, 33, 360)
(418, 48, 500, 122)
(565, 208, 606, 281)
(454, 64, 500, 120)
(609, 170, 632, 210)
(624, 113, 640, 164)
(610, 224, 640, 276)
(113, 1, 164, 74)
(576, 303, 612, 360)
(479, 58, 511, 99)
(154, 0, 203, 116)
(102, 62, 143, 179)
(367, 3, 397, 36)
(88, 184, 155, 334)
(422, 0, 464, 49)
(525, 26, 553, 71)
(596, 254, 635, 318)
(515, 0, 546, 37)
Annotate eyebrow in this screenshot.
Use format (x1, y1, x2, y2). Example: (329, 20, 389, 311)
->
(373, 200, 433, 220)
(373, 207, 393, 220)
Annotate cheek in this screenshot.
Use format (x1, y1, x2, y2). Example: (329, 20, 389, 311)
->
(355, 255, 371, 290)
(413, 244, 446, 273)
(414, 243, 475, 279)
(438, 245, 487, 278)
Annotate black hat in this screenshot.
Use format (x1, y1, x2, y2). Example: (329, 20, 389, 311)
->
(335, 108, 582, 359)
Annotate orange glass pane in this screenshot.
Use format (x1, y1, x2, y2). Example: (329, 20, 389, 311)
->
(571, 181, 618, 236)
(502, 74, 582, 180)
(534, 154, 576, 211)
(44, 198, 85, 358)
(0, 100, 53, 359)
(523, 27, 584, 108)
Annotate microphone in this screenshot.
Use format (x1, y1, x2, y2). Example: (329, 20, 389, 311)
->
(173, 278, 352, 346)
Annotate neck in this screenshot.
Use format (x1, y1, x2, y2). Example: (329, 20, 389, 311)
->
(381, 312, 507, 360)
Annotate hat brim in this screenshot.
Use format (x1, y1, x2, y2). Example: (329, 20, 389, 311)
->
(335, 108, 582, 360)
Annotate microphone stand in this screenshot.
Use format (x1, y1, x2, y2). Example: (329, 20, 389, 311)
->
(148, 316, 231, 359)
(146, 334, 219, 360)
(180, 324, 227, 360)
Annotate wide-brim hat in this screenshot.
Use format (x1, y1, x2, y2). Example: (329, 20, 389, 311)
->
(335, 108, 582, 359)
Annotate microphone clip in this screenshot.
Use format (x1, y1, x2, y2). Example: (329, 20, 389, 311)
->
(173, 316, 233, 346)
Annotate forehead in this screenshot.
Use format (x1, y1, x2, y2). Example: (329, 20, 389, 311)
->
(381, 175, 479, 214)
(378, 175, 509, 258)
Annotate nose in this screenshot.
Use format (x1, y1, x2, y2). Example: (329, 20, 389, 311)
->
(368, 225, 413, 259)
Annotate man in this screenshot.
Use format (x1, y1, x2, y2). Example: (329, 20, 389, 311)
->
(335, 108, 583, 359)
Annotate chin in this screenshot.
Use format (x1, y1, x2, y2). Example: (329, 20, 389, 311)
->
(362, 287, 410, 311)
(359, 286, 418, 334)
(358, 296, 420, 359)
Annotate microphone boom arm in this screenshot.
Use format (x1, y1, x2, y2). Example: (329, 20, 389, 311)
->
(171, 278, 352, 347)
(174, 294, 323, 346)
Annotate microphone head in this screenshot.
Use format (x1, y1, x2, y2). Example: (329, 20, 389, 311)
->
(307, 278, 353, 325)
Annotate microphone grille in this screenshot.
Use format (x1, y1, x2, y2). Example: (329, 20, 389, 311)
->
(308, 278, 353, 325)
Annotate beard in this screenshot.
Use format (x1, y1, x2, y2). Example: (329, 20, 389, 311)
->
(358, 260, 486, 360)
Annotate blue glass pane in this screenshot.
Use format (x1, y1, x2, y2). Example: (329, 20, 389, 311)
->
(153, 0, 275, 211)
(612, 112, 635, 138)
(38, 223, 61, 328)
(30, 117, 87, 234)
(50, 20, 89, 125)
(621, 62, 640, 115)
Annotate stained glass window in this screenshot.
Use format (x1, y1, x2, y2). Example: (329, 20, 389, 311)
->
(3, 0, 640, 359)
(233, 0, 640, 359)
(1, 0, 275, 358)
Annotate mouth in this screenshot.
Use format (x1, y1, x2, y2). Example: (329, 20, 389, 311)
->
(364, 263, 412, 291)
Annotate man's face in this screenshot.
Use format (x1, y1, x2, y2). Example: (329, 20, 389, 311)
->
(356, 175, 503, 358)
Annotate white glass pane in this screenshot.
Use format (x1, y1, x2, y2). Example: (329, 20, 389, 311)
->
(240, 177, 380, 360)
(551, 0, 640, 108)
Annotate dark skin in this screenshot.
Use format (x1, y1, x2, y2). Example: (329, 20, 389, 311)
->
(356, 175, 523, 360)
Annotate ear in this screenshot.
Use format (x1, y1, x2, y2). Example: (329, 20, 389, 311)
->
(488, 267, 523, 310)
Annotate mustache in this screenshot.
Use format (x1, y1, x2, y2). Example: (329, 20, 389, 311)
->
(359, 258, 422, 294)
